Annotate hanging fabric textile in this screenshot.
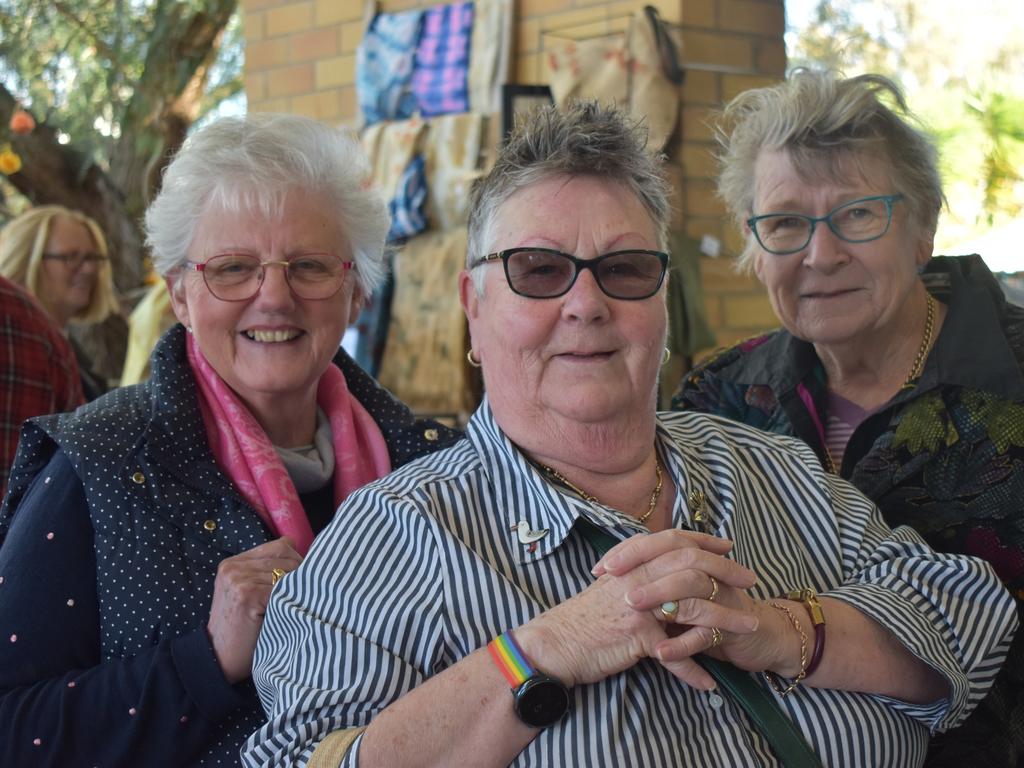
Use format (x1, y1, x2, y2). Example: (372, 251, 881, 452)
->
(356, 9, 424, 124)
(411, 1, 475, 117)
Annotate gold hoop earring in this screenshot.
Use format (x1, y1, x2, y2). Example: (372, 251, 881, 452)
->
(662, 347, 671, 365)
(466, 349, 482, 368)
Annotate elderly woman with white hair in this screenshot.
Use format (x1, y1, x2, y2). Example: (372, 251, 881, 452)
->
(0, 114, 459, 766)
(243, 101, 1017, 768)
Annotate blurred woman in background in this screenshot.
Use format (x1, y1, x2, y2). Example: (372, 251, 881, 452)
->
(0, 205, 119, 398)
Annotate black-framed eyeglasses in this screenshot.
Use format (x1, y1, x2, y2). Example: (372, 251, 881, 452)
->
(747, 194, 904, 255)
(188, 252, 354, 302)
(469, 247, 669, 300)
(42, 252, 108, 268)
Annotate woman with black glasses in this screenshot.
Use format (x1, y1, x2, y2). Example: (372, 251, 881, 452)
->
(0, 113, 459, 766)
(243, 100, 1016, 768)
(672, 70, 1024, 767)
(0, 205, 120, 399)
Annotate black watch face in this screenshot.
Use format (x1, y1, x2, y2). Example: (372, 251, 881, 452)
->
(515, 676, 570, 728)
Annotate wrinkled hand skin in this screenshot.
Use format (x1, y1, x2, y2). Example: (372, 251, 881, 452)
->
(516, 530, 764, 691)
(596, 529, 801, 681)
(207, 536, 304, 683)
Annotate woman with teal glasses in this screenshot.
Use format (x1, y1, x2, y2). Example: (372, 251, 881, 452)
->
(673, 69, 1024, 767)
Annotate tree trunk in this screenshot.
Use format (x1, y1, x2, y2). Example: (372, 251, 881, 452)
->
(2, 84, 144, 293)
(109, 0, 237, 222)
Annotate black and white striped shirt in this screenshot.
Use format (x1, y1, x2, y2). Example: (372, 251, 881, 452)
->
(244, 400, 1017, 767)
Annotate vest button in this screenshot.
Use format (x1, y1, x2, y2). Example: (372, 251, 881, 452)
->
(424, 428, 438, 441)
(131, 471, 146, 485)
(203, 520, 217, 532)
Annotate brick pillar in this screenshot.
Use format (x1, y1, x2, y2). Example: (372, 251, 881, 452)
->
(673, 0, 785, 353)
(241, 0, 364, 120)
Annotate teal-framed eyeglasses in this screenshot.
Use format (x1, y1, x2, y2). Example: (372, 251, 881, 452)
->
(469, 247, 669, 300)
(747, 194, 904, 255)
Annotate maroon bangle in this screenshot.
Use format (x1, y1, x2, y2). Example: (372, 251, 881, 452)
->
(805, 620, 825, 676)
(787, 589, 826, 677)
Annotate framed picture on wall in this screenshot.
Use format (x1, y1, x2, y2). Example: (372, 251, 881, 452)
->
(501, 84, 554, 142)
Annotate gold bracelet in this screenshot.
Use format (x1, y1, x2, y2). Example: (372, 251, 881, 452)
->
(762, 601, 808, 696)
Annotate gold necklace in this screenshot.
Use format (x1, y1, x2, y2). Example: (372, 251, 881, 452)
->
(823, 294, 935, 474)
(822, 448, 839, 475)
(541, 459, 664, 525)
(901, 294, 935, 389)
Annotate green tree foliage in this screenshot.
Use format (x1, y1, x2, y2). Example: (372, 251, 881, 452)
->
(788, 0, 1024, 247)
(966, 91, 1024, 224)
(0, 0, 241, 288)
(790, 0, 893, 75)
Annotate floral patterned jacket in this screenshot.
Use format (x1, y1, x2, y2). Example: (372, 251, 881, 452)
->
(672, 255, 1024, 767)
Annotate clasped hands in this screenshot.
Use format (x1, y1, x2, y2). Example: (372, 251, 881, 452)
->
(517, 529, 797, 693)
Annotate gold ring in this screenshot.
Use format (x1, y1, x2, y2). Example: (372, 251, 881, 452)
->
(660, 600, 679, 622)
(707, 576, 719, 603)
(271, 567, 286, 586)
(710, 627, 724, 648)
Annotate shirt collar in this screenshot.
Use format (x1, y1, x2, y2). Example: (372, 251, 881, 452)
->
(920, 255, 1024, 399)
(465, 397, 673, 564)
(713, 329, 818, 396)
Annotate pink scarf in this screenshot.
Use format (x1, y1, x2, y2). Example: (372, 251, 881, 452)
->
(186, 334, 391, 555)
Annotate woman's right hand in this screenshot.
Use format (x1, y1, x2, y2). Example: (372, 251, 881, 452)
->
(513, 531, 758, 690)
(207, 536, 303, 683)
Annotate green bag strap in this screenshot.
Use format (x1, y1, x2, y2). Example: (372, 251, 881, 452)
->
(575, 518, 824, 768)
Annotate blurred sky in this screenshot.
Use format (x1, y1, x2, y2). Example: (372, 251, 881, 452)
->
(783, 0, 1024, 273)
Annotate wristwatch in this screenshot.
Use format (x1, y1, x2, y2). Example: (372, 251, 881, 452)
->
(488, 632, 571, 728)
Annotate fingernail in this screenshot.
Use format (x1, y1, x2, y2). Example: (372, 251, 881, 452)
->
(742, 615, 759, 632)
(603, 553, 620, 570)
(625, 588, 644, 607)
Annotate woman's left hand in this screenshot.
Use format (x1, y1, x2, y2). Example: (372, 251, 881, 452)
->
(594, 530, 795, 681)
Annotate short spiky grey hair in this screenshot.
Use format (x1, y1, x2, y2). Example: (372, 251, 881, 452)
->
(716, 69, 945, 271)
(145, 113, 388, 295)
(466, 100, 671, 293)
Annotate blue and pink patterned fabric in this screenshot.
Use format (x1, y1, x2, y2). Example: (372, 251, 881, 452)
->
(388, 155, 428, 242)
(411, 2, 474, 117)
(356, 10, 424, 125)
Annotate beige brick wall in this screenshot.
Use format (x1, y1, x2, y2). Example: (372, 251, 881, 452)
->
(239, 0, 784, 360)
(241, 0, 365, 121)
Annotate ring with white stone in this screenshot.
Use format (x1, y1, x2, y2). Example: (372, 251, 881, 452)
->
(660, 600, 680, 622)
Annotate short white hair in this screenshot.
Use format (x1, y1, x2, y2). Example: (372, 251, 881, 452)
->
(145, 113, 389, 296)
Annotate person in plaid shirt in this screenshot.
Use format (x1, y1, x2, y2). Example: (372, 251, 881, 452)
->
(0, 275, 83, 498)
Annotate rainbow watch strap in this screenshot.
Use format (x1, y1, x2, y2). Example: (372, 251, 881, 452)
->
(488, 632, 535, 688)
